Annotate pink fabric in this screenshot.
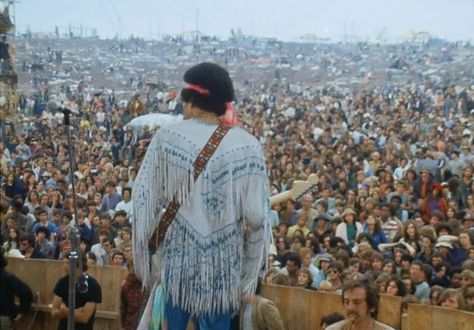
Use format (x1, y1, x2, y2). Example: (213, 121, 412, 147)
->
(185, 83, 210, 95)
(221, 102, 239, 126)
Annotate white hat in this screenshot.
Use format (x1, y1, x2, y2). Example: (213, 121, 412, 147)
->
(435, 236, 453, 249)
(435, 241, 453, 249)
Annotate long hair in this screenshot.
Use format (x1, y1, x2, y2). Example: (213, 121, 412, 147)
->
(180, 62, 235, 116)
(341, 279, 380, 318)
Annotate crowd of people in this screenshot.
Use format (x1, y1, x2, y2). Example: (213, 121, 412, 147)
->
(1, 36, 474, 328)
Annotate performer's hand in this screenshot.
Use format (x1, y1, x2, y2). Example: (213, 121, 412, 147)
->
(60, 303, 69, 317)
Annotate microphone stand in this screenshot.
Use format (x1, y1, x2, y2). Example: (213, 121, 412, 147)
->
(63, 108, 85, 330)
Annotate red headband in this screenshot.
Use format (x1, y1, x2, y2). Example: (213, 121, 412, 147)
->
(185, 83, 210, 95)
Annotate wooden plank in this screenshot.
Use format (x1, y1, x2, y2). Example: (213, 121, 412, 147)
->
(262, 284, 402, 330)
(407, 304, 474, 330)
(379, 294, 402, 330)
(5, 257, 127, 330)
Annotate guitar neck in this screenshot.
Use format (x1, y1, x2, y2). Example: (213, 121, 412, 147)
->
(270, 191, 293, 207)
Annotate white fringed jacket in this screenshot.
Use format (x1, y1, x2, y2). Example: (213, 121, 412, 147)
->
(132, 118, 272, 316)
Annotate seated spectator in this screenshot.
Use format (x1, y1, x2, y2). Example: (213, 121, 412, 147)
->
(287, 213, 311, 239)
(19, 234, 45, 259)
(386, 276, 407, 297)
(326, 261, 344, 291)
(460, 269, 474, 292)
(437, 288, 467, 310)
(2, 228, 20, 252)
(410, 260, 432, 300)
(464, 287, 474, 312)
(429, 285, 445, 306)
(110, 249, 126, 267)
(114, 227, 132, 251)
(279, 251, 301, 287)
(34, 226, 55, 259)
(31, 208, 58, 240)
(272, 273, 289, 286)
(375, 274, 390, 294)
(91, 237, 114, 266)
(336, 208, 362, 249)
(298, 247, 319, 289)
(296, 268, 314, 290)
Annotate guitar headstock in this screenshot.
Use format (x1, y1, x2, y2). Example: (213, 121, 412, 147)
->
(287, 174, 319, 201)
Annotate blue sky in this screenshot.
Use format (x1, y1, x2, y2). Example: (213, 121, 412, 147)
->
(12, 0, 474, 41)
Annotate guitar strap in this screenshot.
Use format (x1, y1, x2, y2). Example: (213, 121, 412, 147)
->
(148, 124, 231, 249)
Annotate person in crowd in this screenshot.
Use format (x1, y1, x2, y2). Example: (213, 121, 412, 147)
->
(437, 288, 467, 310)
(336, 208, 362, 249)
(296, 268, 314, 290)
(287, 213, 311, 239)
(19, 234, 45, 259)
(31, 207, 58, 240)
(120, 259, 144, 330)
(410, 260, 432, 300)
(34, 226, 55, 259)
(299, 247, 319, 289)
(279, 251, 302, 287)
(326, 280, 395, 330)
(239, 280, 285, 330)
(314, 254, 334, 289)
(386, 276, 407, 297)
(101, 181, 122, 214)
(115, 187, 133, 220)
(326, 261, 344, 291)
(2, 228, 20, 252)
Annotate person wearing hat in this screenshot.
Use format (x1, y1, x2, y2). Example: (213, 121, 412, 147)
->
(435, 236, 468, 267)
(462, 213, 474, 230)
(413, 167, 436, 201)
(336, 208, 362, 249)
(314, 213, 331, 238)
(132, 62, 271, 329)
(313, 253, 334, 289)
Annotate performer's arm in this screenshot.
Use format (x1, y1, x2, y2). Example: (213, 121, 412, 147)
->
(73, 302, 97, 324)
(51, 295, 67, 320)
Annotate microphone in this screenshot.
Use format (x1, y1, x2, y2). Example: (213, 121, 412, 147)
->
(46, 100, 73, 114)
(47, 100, 74, 125)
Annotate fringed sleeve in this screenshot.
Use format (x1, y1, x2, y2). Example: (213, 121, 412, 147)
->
(240, 147, 273, 298)
(132, 128, 195, 288)
(132, 132, 162, 288)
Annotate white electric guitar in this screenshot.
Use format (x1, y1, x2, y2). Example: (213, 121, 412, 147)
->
(270, 174, 319, 206)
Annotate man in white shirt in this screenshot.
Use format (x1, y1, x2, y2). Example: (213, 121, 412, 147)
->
(115, 187, 134, 221)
